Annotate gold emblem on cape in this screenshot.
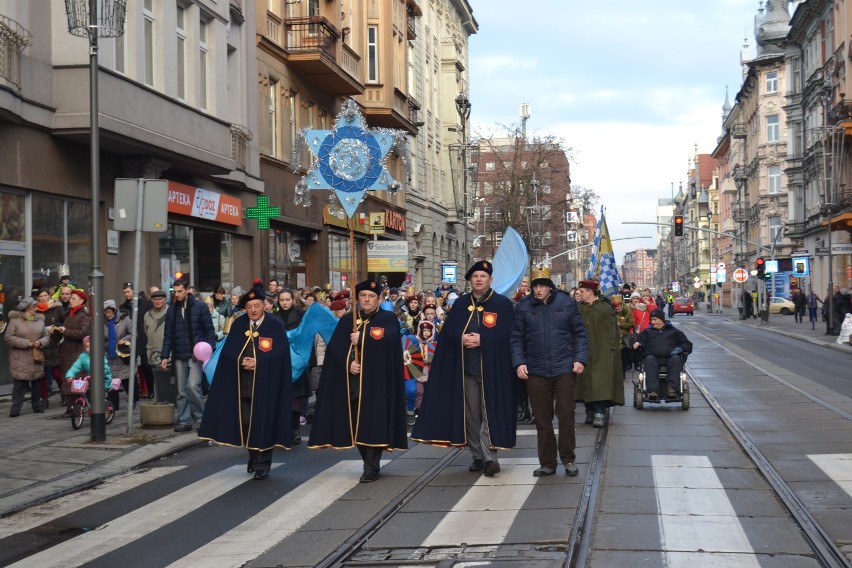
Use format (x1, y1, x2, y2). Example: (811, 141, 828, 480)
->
(370, 327, 385, 340)
(258, 337, 273, 352)
(482, 311, 497, 328)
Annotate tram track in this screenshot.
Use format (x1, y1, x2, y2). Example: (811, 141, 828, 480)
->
(315, 415, 613, 568)
(684, 325, 851, 568)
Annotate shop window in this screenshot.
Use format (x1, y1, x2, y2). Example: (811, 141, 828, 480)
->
(269, 228, 307, 289)
(29, 194, 91, 290)
(0, 192, 24, 242)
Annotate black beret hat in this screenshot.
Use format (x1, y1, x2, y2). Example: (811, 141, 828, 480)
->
(464, 260, 493, 280)
(355, 279, 384, 296)
(238, 283, 267, 309)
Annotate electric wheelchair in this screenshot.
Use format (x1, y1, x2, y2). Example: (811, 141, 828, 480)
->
(632, 348, 689, 410)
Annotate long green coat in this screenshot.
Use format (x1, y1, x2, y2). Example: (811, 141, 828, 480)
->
(576, 298, 624, 407)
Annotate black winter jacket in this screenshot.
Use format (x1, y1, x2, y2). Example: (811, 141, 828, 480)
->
(160, 296, 216, 361)
(510, 290, 589, 377)
(636, 322, 692, 359)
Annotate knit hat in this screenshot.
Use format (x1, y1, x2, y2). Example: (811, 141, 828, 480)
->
(17, 297, 36, 311)
(103, 299, 117, 312)
(630, 291, 641, 299)
(70, 289, 87, 303)
(650, 308, 666, 321)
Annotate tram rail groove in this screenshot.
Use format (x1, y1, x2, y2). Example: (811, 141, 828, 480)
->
(684, 325, 852, 422)
(319, 447, 463, 568)
(564, 409, 610, 568)
(320, 415, 613, 568)
(685, 365, 850, 568)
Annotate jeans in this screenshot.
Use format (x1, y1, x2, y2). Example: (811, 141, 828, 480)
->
(173, 358, 205, 426)
(404, 378, 417, 412)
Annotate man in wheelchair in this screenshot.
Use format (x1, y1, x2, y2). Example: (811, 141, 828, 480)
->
(632, 309, 692, 401)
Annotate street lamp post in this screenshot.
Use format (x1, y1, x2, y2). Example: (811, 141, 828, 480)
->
(733, 164, 749, 320)
(455, 93, 471, 273)
(64, 0, 126, 442)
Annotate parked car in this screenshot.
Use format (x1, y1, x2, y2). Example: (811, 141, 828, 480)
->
(768, 297, 795, 315)
(672, 297, 694, 315)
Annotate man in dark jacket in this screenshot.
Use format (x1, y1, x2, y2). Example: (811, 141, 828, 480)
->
(510, 267, 588, 477)
(633, 309, 693, 401)
(160, 278, 216, 431)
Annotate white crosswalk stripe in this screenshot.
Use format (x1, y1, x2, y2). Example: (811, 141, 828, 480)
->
(421, 457, 539, 547)
(0, 466, 184, 539)
(7, 465, 265, 568)
(808, 453, 852, 497)
(167, 460, 364, 568)
(652, 455, 760, 567)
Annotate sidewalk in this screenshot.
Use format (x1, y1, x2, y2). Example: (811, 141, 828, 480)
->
(0, 398, 203, 517)
(691, 304, 852, 355)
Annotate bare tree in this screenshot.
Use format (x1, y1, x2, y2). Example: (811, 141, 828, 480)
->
(472, 131, 577, 276)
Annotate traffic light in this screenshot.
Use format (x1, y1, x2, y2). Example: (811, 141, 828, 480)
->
(755, 257, 765, 278)
(674, 215, 684, 236)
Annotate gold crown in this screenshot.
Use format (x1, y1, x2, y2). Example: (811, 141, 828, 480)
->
(531, 266, 551, 280)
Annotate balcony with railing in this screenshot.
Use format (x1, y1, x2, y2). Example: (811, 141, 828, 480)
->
(230, 124, 253, 170)
(0, 14, 32, 89)
(261, 14, 363, 96)
(362, 87, 419, 135)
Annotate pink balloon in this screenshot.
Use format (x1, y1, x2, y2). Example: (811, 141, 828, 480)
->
(193, 342, 213, 362)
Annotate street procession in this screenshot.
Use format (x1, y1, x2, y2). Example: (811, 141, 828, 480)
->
(1, 1, 852, 567)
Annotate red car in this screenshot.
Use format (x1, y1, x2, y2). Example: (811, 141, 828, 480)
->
(672, 297, 694, 315)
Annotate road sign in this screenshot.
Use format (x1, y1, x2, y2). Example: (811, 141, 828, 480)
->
(693, 282, 701, 289)
(717, 262, 726, 270)
(733, 268, 749, 283)
(693, 276, 700, 282)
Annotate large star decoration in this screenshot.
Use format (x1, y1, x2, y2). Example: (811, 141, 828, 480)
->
(303, 99, 399, 218)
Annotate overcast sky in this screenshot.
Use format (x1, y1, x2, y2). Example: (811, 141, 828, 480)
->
(468, 0, 779, 265)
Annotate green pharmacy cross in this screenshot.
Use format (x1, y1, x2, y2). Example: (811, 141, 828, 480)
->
(245, 195, 280, 230)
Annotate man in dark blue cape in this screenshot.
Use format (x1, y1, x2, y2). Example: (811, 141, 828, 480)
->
(198, 283, 292, 480)
(411, 260, 517, 476)
(308, 279, 407, 483)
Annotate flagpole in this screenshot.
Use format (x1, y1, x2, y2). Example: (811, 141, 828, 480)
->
(348, 215, 359, 361)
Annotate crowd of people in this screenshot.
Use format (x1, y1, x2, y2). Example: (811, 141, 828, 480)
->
(6, 266, 696, 484)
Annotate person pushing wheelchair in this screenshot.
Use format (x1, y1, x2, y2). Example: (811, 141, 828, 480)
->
(632, 309, 693, 401)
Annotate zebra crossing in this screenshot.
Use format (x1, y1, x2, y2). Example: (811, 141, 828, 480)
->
(2, 448, 851, 567)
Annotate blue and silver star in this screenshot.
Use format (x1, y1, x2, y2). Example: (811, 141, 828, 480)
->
(302, 99, 399, 218)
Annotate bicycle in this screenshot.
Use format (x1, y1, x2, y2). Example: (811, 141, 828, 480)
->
(67, 376, 116, 430)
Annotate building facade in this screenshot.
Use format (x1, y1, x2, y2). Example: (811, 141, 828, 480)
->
(408, 0, 477, 292)
(784, 0, 852, 306)
(0, 0, 261, 391)
(622, 248, 657, 290)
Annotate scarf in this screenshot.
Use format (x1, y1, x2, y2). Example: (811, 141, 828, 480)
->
(107, 317, 117, 360)
(69, 304, 85, 317)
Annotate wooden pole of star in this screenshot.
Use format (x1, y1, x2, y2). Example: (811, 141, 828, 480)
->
(348, 215, 359, 361)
